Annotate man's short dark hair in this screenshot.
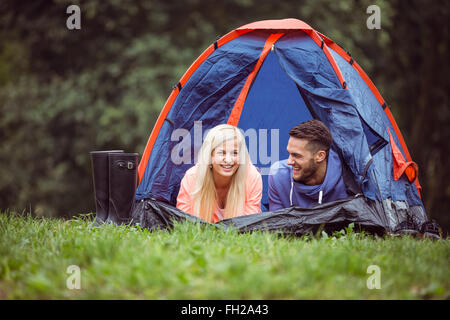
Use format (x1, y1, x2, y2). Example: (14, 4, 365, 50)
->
(289, 120, 333, 156)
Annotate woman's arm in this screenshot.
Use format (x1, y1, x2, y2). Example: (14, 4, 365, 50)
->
(176, 171, 195, 215)
(243, 166, 263, 215)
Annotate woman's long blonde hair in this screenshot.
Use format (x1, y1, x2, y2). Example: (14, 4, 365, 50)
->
(192, 124, 250, 223)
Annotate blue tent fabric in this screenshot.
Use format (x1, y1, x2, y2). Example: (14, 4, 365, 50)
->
(273, 32, 376, 199)
(136, 31, 269, 203)
(134, 27, 426, 233)
(329, 49, 422, 207)
(237, 50, 313, 209)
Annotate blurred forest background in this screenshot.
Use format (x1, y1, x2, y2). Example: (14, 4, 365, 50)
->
(0, 0, 449, 233)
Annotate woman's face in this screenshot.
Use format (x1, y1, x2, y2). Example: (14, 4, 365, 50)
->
(211, 138, 240, 179)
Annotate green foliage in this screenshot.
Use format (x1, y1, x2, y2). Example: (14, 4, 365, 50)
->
(1, 213, 449, 299)
(0, 71, 161, 217)
(383, 0, 450, 230)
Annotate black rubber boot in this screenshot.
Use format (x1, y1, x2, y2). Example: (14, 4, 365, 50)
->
(90, 150, 124, 224)
(106, 152, 139, 225)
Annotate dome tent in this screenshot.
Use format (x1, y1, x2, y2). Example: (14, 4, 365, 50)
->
(131, 18, 430, 236)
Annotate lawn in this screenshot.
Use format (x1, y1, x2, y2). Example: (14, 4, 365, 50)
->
(0, 212, 448, 299)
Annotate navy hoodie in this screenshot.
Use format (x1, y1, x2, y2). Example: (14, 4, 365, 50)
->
(268, 149, 349, 211)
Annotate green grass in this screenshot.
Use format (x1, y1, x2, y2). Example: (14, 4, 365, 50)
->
(0, 212, 449, 299)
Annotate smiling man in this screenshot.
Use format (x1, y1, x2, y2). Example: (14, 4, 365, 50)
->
(268, 120, 349, 211)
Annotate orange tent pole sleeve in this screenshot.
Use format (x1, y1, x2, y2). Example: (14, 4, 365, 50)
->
(322, 37, 385, 105)
(385, 108, 422, 196)
(303, 30, 347, 89)
(227, 33, 285, 126)
(388, 128, 418, 183)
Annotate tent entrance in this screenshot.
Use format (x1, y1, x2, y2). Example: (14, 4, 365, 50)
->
(237, 50, 313, 209)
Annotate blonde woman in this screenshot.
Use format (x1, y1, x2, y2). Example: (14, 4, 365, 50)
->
(176, 124, 262, 223)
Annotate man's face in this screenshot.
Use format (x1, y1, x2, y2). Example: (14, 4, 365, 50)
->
(286, 137, 320, 184)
